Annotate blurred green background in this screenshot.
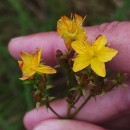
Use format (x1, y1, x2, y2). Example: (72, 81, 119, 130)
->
(0, 0, 130, 129)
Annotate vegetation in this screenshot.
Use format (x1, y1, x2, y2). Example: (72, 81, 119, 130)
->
(0, 0, 130, 129)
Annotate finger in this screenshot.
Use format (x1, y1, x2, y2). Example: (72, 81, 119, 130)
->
(33, 119, 106, 130)
(23, 82, 130, 130)
(8, 21, 130, 73)
(86, 21, 130, 73)
(102, 112, 130, 130)
(8, 32, 66, 66)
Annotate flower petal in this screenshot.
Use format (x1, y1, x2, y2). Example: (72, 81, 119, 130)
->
(18, 61, 23, 69)
(72, 40, 91, 54)
(33, 48, 42, 67)
(19, 73, 35, 80)
(37, 64, 56, 74)
(97, 47, 118, 62)
(57, 16, 70, 37)
(91, 58, 106, 77)
(76, 28, 87, 41)
(20, 51, 34, 66)
(73, 55, 91, 72)
(21, 65, 36, 76)
(74, 14, 83, 26)
(19, 64, 36, 80)
(92, 35, 107, 51)
(57, 14, 87, 50)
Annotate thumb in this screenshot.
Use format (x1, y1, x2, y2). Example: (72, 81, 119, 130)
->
(33, 119, 106, 130)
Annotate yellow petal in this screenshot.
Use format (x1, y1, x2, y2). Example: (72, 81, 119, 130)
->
(63, 36, 72, 49)
(97, 47, 118, 62)
(57, 16, 70, 36)
(72, 40, 91, 54)
(18, 61, 23, 69)
(57, 14, 87, 50)
(19, 65, 36, 80)
(37, 64, 56, 74)
(91, 58, 106, 77)
(76, 28, 87, 41)
(21, 65, 36, 76)
(19, 73, 35, 80)
(20, 51, 34, 66)
(73, 55, 91, 72)
(33, 48, 42, 67)
(19, 51, 37, 80)
(92, 35, 107, 51)
(74, 14, 83, 26)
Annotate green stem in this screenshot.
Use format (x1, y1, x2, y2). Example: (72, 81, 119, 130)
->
(73, 94, 82, 105)
(44, 74, 63, 119)
(69, 95, 91, 118)
(67, 104, 71, 117)
(66, 93, 82, 117)
(47, 103, 63, 119)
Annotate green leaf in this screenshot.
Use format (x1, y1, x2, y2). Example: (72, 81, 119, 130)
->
(46, 85, 54, 89)
(48, 97, 56, 101)
(33, 85, 38, 89)
(69, 87, 79, 92)
(54, 65, 60, 69)
(34, 90, 41, 95)
(36, 102, 41, 110)
(41, 97, 46, 101)
(100, 91, 105, 96)
(122, 83, 128, 88)
(81, 89, 86, 99)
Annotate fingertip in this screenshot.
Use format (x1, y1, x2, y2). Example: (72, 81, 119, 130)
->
(23, 111, 34, 130)
(23, 108, 49, 130)
(8, 32, 66, 65)
(23, 108, 52, 130)
(8, 36, 24, 59)
(23, 99, 67, 130)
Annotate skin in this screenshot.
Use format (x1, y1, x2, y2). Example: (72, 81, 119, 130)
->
(8, 21, 130, 130)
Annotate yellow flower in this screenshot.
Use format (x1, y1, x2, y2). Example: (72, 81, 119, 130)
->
(57, 14, 87, 49)
(72, 35, 118, 77)
(18, 48, 56, 80)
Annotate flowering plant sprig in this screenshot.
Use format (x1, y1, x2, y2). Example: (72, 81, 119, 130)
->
(18, 14, 127, 119)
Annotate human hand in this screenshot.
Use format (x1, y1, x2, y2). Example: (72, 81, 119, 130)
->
(8, 21, 130, 130)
